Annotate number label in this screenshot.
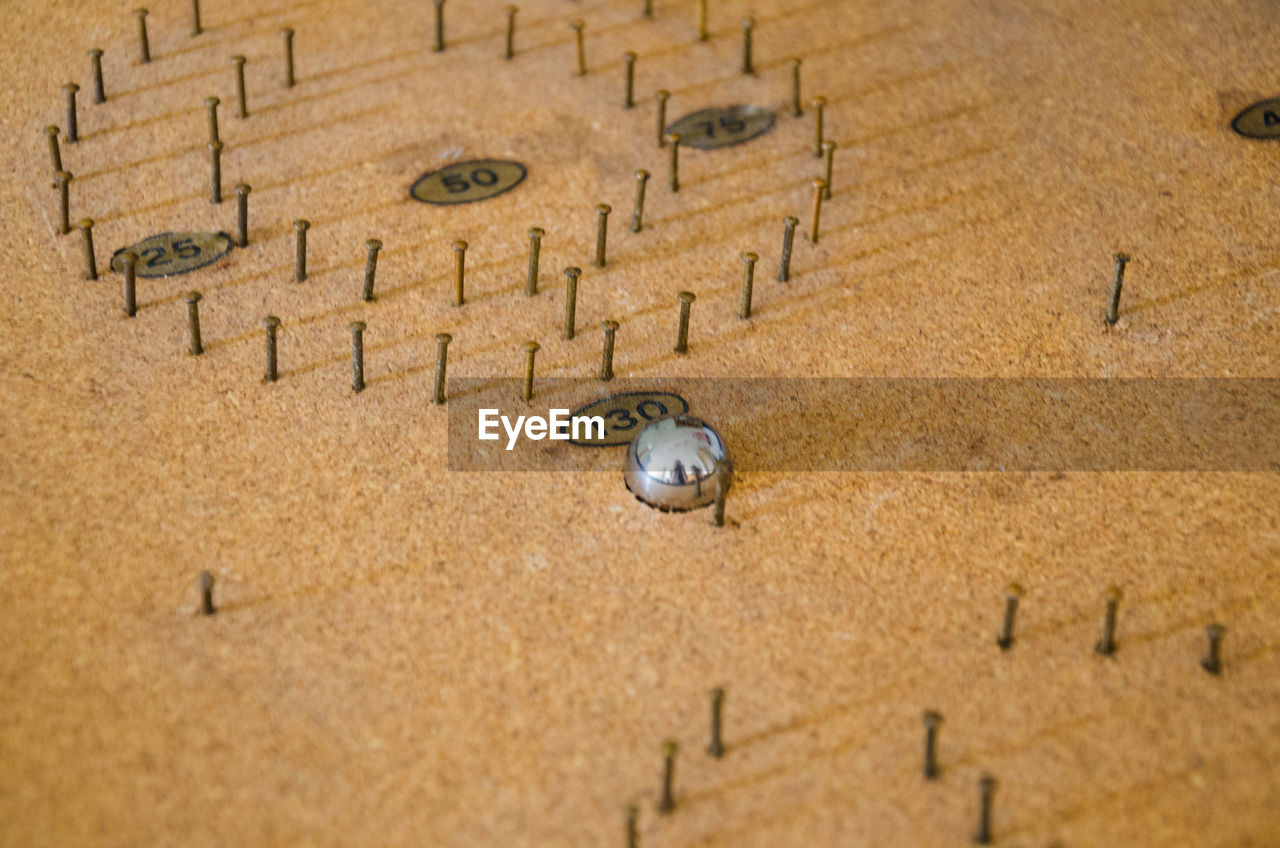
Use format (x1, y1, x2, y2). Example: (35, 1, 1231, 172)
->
(109, 231, 233, 278)
(567, 391, 691, 447)
(1231, 98, 1280, 139)
(410, 159, 527, 205)
(665, 105, 776, 150)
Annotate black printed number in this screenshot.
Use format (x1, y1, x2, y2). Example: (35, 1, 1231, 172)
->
(441, 168, 501, 193)
(140, 238, 201, 268)
(604, 399, 670, 433)
(695, 116, 748, 139)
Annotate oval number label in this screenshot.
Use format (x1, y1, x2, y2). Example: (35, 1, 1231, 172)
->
(569, 391, 691, 447)
(109, 231, 233, 278)
(666, 105, 776, 150)
(1232, 98, 1280, 139)
(410, 158, 527, 204)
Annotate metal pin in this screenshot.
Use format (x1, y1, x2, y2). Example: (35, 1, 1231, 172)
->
(696, 0, 708, 41)
(54, 171, 72, 236)
(452, 240, 468, 306)
(740, 17, 754, 75)
(821, 140, 836, 199)
(656, 90, 670, 147)
(642, 0, 652, 18)
(657, 740, 678, 814)
(1095, 586, 1122, 657)
(46, 125, 62, 175)
(433, 333, 451, 405)
(349, 321, 366, 392)
(674, 290, 695, 354)
(975, 774, 996, 845)
(713, 461, 731, 527)
(570, 20, 586, 76)
(362, 238, 382, 302)
(88, 49, 106, 103)
(263, 315, 281, 382)
(281, 28, 295, 87)
(207, 140, 223, 204)
(666, 132, 681, 192)
(600, 320, 618, 381)
(738, 251, 757, 319)
(1106, 253, 1129, 325)
(293, 219, 309, 282)
(809, 178, 826, 243)
(922, 710, 942, 779)
(184, 291, 203, 355)
(1201, 623, 1225, 675)
(810, 95, 826, 157)
(232, 55, 248, 118)
(526, 227, 544, 295)
(708, 686, 726, 755)
(204, 96, 220, 145)
(234, 183, 251, 247)
(521, 341, 540, 403)
(789, 58, 802, 116)
(594, 204, 611, 268)
(433, 0, 446, 52)
(563, 267, 581, 340)
(630, 169, 650, 233)
(777, 215, 798, 282)
(504, 6, 517, 59)
(63, 83, 79, 144)
(623, 51, 637, 108)
(625, 805, 639, 848)
(996, 583, 1023, 650)
(134, 8, 151, 64)
(77, 218, 97, 280)
(121, 250, 138, 317)
(197, 570, 215, 615)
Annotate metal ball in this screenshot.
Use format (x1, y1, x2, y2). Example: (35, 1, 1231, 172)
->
(624, 415, 731, 511)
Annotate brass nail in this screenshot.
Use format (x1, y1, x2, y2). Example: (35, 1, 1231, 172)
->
(45, 125, 62, 174)
(349, 321, 367, 392)
(821, 140, 836, 199)
(121, 250, 138, 317)
(657, 740, 678, 813)
(623, 51, 637, 108)
(293, 219, 309, 282)
(77, 218, 97, 280)
(281, 28, 295, 87)
(190, 0, 202, 36)
(740, 17, 754, 75)
(134, 8, 151, 64)
(708, 685, 726, 753)
(666, 132, 681, 192)
(594, 204, 611, 268)
(452, 239, 468, 306)
(810, 95, 826, 156)
(433, 333, 451, 405)
(526, 227, 544, 296)
(674, 290, 695, 354)
(570, 19, 586, 76)
(695, 0, 708, 41)
(184, 291, 203, 355)
(55, 170, 72, 236)
(809, 178, 826, 243)
(1106, 253, 1129, 325)
(655, 89, 670, 147)
(263, 315, 281, 382)
(204, 95, 220, 146)
(62, 83, 79, 144)
(777, 215, 798, 281)
(197, 570, 215, 615)
(504, 5, 517, 59)
(1202, 623, 1226, 675)
(789, 58, 802, 116)
(521, 341, 540, 403)
(234, 184, 251, 247)
(738, 251, 757, 319)
(625, 805, 639, 848)
(563, 267, 582, 340)
(232, 55, 248, 117)
(207, 140, 223, 204)
(599, 320, 619, 381)
(713, 461, 731, 526)
(975, 774, 997, 844)
(630, 169, 650, 232)
(922, 710, 942, 779)
(1095, 586, 1122, 656)
(362, 238, 382, 302)
(433, 0, 446, 52)
(996, 583, 1023, 650)
(88, 49, 106, 103)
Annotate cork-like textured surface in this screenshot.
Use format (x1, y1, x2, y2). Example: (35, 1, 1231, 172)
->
(2, 0, 1278, 845)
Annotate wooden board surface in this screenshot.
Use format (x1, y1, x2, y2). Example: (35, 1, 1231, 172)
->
(2, 0, 1278, 845)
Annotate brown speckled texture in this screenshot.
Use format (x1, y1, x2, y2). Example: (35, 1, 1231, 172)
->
(1, 0, 1278, 846)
